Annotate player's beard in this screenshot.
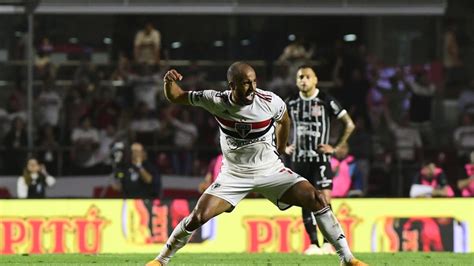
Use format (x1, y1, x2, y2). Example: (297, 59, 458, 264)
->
(236, 91, 254, 105)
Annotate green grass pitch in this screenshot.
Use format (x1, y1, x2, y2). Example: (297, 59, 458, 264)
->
(0, 253, 473, 265)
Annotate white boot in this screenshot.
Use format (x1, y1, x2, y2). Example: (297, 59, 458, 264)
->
(303, 244, 324, 255)
(321, 242, 336, 255)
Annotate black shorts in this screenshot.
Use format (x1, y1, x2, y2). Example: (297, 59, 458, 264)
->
(292, 161, 334, 190)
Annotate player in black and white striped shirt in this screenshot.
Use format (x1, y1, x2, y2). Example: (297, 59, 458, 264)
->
(285, 65, 355, 255)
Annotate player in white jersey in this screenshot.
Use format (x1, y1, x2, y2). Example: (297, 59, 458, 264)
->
(147, 62, 367, 266)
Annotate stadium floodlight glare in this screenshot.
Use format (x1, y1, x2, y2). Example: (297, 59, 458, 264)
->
(240, 39, 250, 46)
(103, 37, 112, 44)
(343, 34, 357, 42)
(213, 40, 224, 47)
(69, 37, 78, 44)
(171, 41, 182, 49)
(288, 34, 296, 41)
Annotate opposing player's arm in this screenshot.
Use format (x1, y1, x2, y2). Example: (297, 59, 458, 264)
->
(163, 69, 191, 105)
(275, 110, 291, 155)
(334, 112, 355, 150)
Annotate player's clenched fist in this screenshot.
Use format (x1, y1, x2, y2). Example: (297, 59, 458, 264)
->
(163, 69, 183, 82)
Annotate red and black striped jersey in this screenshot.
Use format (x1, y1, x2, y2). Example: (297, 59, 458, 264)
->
(189, 89, 286, 177)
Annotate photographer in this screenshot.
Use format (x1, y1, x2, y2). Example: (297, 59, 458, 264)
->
(112, 142, 161, 199)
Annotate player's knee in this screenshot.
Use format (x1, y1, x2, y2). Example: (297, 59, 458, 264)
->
(299, 189, 317, 209)
(313, 190, 328, 209)
(189, 209, 211, 227)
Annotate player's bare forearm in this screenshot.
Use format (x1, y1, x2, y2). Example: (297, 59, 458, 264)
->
(335, 113, 355, 149)
(163, 69, 191, 105)
(276, 111, 290, 155)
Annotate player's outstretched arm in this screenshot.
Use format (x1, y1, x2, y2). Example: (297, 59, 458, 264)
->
(163, 69, 191, 105)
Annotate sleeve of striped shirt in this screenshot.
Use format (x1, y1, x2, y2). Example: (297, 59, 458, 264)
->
(327, 96, 347, 119)
(269, 92, 287, 121)
(188, 90, 222, 114)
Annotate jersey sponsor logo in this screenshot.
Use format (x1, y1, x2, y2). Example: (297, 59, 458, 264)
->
(235, 123, 251, 138)
(225, 135, 266, 150)
(211, 183, 221, 190)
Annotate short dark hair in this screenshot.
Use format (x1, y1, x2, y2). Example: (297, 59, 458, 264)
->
(297, 64, 314, 71)
(227, 61, 252, 83)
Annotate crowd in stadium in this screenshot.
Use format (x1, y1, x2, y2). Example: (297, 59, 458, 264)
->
(1, 19, 473, 199)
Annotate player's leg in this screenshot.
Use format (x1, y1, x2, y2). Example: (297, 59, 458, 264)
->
(293, 162, 321, 253)
(149, 194, 232, 265)
(280, 181, 366, 266)
(293, 162, 323, 255)
(319, 188, 336, 254)
(314, 161, 336, 253)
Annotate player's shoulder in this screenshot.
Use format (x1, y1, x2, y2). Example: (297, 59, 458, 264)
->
(316, 89, 337, 102)
(255, 89, 285, 105)
(285, 91, 300, 104)
(316, 88, 330, 99)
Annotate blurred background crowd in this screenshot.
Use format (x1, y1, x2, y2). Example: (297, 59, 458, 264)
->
(0, 0, 473, 199)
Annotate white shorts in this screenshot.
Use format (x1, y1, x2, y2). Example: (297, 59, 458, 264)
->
(204, 167, 307, 210)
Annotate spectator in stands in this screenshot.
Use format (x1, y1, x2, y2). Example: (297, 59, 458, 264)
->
(35, 37, 55, 80)
(92, 86, 121, 129)
(134, 22, 161, 65)
(36, 79, 62, 129)
(278, 36, 314, 63)
(410, 160, 454, 198)
(407, 68, 436, 146)
(130, 102, 161, 146)
(17, 158, 55, 199)
(331, 143, 364, 198)
(64, 87, 93, 130)
(458, 151, 474, 197)
(3, 117, 28, 175)
(70, 116, 100, 172)
(129, 63, 160, 111)
(168, 108, 198, 175)
(268, 64, 293, 100)
(383, 101, 422, 196)
(443, 20, 466, 89)
(453, 113, 474, 158)
(113, 142, 161, 199)
(198, 153, 223, 193)
(37, 125, 59, 175)
(6, 82, 26, 117)
(74, 59, 100, 94)
(94, 124, 121, 171)
(278, 36, 314, 83)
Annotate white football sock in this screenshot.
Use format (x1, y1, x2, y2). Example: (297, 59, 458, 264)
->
(314, 207, 354, 263)
(156, 217, 194, 264)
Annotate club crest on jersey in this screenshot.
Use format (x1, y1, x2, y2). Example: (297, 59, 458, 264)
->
(311, 105, 322, 117)
(235, 123, 251, 138)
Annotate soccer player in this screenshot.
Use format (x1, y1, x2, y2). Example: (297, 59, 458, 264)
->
(146, 62, 366, 266)
(285, 65, 355, 255)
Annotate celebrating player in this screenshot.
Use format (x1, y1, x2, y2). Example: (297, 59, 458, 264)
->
(146, 62, 366, 266)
